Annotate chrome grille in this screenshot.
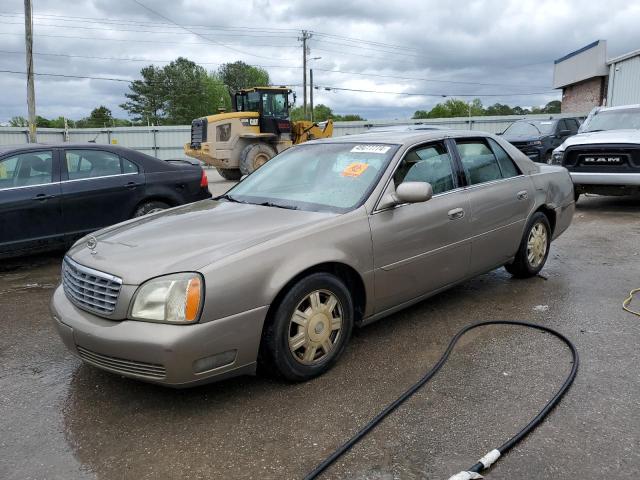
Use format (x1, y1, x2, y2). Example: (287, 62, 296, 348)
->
(77, 346, 166, 379)
(62, 257, 122, 315)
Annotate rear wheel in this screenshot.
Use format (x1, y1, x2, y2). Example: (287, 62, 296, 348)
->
(133, 200, 169, 218)
(240, 143, 276, 176)
(260, 273, 354, 382)
(216, 168, 242, 181)
(505, 212, 551, 278)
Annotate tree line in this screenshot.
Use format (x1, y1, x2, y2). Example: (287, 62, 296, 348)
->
(413, 98, 561, 119)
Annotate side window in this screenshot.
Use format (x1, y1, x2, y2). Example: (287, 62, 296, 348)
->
(456, 139, 502, 185)
(65, 150, 122, 179)
(488, 139, 520, 178)
(122, 158, 139, 174)
(567, 119, 579, 133)
(557, 119, 567, 133)
(394, 142, 456, 195)
(0, 151, 53, 188)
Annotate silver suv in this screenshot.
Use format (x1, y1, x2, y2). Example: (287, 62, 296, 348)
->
(551, 104, 640, 200)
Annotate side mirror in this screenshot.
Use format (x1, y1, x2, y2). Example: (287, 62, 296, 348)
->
(379, 182, 433, 209)
(496, 132, 503, 135)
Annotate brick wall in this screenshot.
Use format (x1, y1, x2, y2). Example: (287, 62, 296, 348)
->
(561, 76, 607, 113)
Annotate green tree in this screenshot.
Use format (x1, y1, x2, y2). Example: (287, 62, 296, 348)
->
(120, 65, 167, 125)
(485, 103, 514, 116)
(82, 106, 114, 127)
(218, 61, 270, 92)
(289, 104, 364, 122)
(9, 116, 28, 127)
(337, 114, 365, 121)
(542, 100, 561, 114)
(162, 57, 229, 124)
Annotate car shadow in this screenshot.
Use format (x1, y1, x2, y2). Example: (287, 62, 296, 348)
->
(576, 193, 640, 214)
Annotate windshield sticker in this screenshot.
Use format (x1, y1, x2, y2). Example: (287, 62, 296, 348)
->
(350, 145, 391, 154)
(342, 162, 370, 177)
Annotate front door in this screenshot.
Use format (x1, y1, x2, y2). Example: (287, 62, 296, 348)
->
(60, 148, 144, 240)
(0, 149, 63, 254)
(453, 137, 534, 275)
(369, 141, 472, 313)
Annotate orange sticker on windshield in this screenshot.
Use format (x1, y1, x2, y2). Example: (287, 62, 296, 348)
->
(342, 162, 369, 177)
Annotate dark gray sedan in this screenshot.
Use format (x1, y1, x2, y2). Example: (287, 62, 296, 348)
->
(51, 130, 574, 387)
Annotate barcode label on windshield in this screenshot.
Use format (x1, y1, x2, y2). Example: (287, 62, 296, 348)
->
(350, 145, 391, 154)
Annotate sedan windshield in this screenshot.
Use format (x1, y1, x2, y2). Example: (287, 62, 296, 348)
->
(503, 121, 554, 136)
(582, 107, 640, 132)
(224, 142, 399, 213)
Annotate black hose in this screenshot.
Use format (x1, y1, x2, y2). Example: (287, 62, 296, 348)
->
(303, 320, 579, 480)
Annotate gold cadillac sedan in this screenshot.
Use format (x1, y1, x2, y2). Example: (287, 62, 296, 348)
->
(51, 130, 574, 387)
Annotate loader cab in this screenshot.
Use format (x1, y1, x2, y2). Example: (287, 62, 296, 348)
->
(234, 87, 293, 136)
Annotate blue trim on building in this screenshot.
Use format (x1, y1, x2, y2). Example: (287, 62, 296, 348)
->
(554, 40, 601, 64)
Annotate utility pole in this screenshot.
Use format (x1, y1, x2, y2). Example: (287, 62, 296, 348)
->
(310, 69, 314, 122)
(24, 0, 36, 143)
(299, 30, 312, 120)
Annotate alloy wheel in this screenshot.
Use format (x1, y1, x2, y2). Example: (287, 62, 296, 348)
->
(527, 222, 548, 268)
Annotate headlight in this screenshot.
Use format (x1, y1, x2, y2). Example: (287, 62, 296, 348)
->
(130, 273, 204, 323)
(551, 152, 564, 165)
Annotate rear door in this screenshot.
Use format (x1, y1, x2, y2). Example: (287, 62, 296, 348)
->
(369, 140, 472, 312)
(0, 149, 63, 254)
(60, 148, 145, 240)
(453, 137, 534, 275)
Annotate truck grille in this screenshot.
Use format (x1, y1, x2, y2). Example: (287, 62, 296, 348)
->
(62, 257, 122, 315)
(77, 346, 166, 379)
(190, 118, 207, 148)
(563, 145, 640, 173)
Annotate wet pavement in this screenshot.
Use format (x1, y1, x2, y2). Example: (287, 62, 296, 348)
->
(1, 189, 639, 480)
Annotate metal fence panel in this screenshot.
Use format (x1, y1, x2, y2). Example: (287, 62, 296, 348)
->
(0, 113, 586, 156)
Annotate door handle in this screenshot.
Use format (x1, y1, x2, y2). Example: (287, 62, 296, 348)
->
(125, 181, 138, 189)
(32, 193, 56, 201)
(448, 207, 465, 220)
(517, 190, 528, 200)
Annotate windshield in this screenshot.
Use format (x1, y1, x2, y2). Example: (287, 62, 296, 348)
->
(504, 121, 554, 136)
(263, 92, 287, 117)
(225, 142, 399, 213)
(582, 107, 640, 132)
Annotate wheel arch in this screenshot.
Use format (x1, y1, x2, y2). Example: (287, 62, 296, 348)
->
(130, 195, 178, 217)
(533, 204, 556, 235)
(261, 262, 368, 339)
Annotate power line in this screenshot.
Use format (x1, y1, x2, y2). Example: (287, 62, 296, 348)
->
(314, 84, 558, 98)
(0, 50, 551, 90)
(128, 0, 282, 60)
(0, 69, 558, 98)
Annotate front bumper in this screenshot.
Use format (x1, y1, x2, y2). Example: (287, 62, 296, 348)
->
(570, 171, 640, 186)
(51, 286, 268, 387)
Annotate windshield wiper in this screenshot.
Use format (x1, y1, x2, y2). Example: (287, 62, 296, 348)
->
(256, 201, 299, 210)
(217, 193, 247, 203)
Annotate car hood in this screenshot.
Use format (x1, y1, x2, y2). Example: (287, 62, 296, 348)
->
(557, 129, 640, 151)
(67, 200, 336, 285)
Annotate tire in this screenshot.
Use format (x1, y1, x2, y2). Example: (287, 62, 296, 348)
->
(216, 167, 242, 181)
(574, 190, 580, 203)
(260, 273, 354, 382)
(133, 200, 170, 218)
(239, 143, 277, 176)
(505, 212, 551, 278)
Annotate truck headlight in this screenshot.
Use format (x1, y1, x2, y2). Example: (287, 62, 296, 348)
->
(130, 273, 203, 323)
(551, 152, 564, 165)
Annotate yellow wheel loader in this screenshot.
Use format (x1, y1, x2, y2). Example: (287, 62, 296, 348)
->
(183, 87, 333, 180)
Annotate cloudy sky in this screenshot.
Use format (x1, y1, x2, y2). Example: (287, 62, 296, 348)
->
(2, 0, 640, 122)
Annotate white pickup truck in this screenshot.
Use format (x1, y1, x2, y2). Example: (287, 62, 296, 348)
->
(551, 104, 640, 201)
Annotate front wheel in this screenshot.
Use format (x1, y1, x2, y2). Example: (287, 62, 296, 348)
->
(260, 273, 354, 382)
(133, 200, 169, 218)
(505, 212, 551, 278)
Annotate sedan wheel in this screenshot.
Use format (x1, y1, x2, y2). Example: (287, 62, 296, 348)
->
(288, 290, 343, 365)
(505, 211, 551, 278)
(261, 273, 354, 381)
(526, 222, 548, 268)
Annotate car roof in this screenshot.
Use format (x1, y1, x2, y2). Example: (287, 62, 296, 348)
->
(0, 142, 148, 157)
(310, 129, 489, 145)
(597, 104, 640, 112)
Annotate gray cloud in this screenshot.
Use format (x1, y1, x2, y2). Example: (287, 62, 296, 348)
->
(1, 0, 639, 122)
